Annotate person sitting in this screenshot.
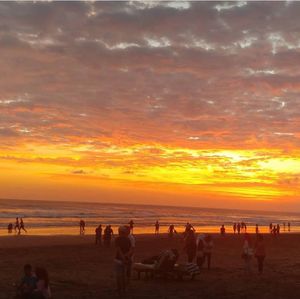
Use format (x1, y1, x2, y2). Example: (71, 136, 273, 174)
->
(8, 223, 13, 234)
(17, 264, 37, 299)
(133, 249, 179, 279)
(33, 267, 51, 299)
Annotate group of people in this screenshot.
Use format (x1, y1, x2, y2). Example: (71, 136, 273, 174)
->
(242, 233, 266, 274)
(16, 264, 51, 299)
(94, 220, 135, 248)
(95, 224, 114, 247)
(183, 225, 213, 269)
(233, 222, 247, 234)
(269, 222, 290, 235)
(8, 218, 27, 235)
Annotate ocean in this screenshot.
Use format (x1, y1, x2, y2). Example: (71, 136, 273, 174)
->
(0, 199, 299, 235)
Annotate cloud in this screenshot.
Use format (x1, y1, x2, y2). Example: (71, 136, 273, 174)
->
(1, 1, 300, 205)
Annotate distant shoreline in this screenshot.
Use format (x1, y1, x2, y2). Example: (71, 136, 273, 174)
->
(1, 197, 300, 216)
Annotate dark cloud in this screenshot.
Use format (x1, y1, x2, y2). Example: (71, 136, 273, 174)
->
(1, 1, 300, 150)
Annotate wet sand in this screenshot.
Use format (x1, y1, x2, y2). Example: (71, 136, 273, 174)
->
(1, 233, 300, 299)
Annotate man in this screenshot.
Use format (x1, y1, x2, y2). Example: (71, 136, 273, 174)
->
(95, 224, 102, 245)
(114, 226, 132, 296)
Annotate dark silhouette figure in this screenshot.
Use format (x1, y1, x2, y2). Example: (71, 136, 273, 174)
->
(220, 224, 226, 235)
(233, 223, 237, 234)
(95, 224, 102, 245)
(255, 234, 266, 274)
(168, 224, 177, 238)
(203, 234, 213, 269)
(155, 221, 160, 234)
(196, 234, 205, 268)
(79, 220, 85, 235)
(237, 223, 241, 234)
(269, 223, 273, 233)
(8, 223, 13, 234)
(185, 222, 195, 234)
(255, 224, 259, 234)
(15, 217, 20, 234)
(19, 218, 27, 234)
(103, 225, 114, 247)
(114, 226, 132, 297)
(128, 220, 134, 234)
(184, 229, 197, 262)
(288, 222, 291, 232)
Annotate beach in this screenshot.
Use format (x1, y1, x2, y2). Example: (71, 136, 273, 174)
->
(1, 233, 300, 299)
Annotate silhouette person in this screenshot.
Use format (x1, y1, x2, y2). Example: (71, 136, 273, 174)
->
(155, 221, 160, 234)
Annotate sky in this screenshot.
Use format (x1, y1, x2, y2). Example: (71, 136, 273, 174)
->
(1, 1, 300, 211)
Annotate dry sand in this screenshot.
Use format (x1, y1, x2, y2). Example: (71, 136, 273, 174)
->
(1, 233, 300, 299)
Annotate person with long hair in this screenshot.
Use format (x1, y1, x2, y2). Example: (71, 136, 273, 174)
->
(242, 233, 253, 273)
(33, 267, 51, 298)
(203, 234, 213, 270)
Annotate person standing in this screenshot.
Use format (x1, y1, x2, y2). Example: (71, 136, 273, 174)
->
(255, 224, 259, 234)
(95, 224, 102, 245)
(233, 223, 237, 234)
(114, 226, 132, 297)
(237, 223, 241, 234)
(128, 220, 134, 234)
(155, 221, 160, 234)
(277, 224, 280, 234)
(125, 226, 135, 282)
(103, 225, 114, 247)
(288, 222, 291, 232)
(196, 234, 205, 268)
(203, 234, 213, 270)
(184, 229, 197, 263)
(220, 224, 226, 235)
(254, 234, 266, 274)
(242, 233, 253, 273)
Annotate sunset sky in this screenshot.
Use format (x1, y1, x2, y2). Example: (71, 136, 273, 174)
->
(1, 1, 300, 211)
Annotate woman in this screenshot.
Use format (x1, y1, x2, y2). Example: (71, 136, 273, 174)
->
(254, 234, 266, 274)
(203, 234, 213, 269)
(242, 233, 253, 273)
(196, 234, 205, 268)
(33, 267, 51, 299)
(184, 229, 197, 263)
